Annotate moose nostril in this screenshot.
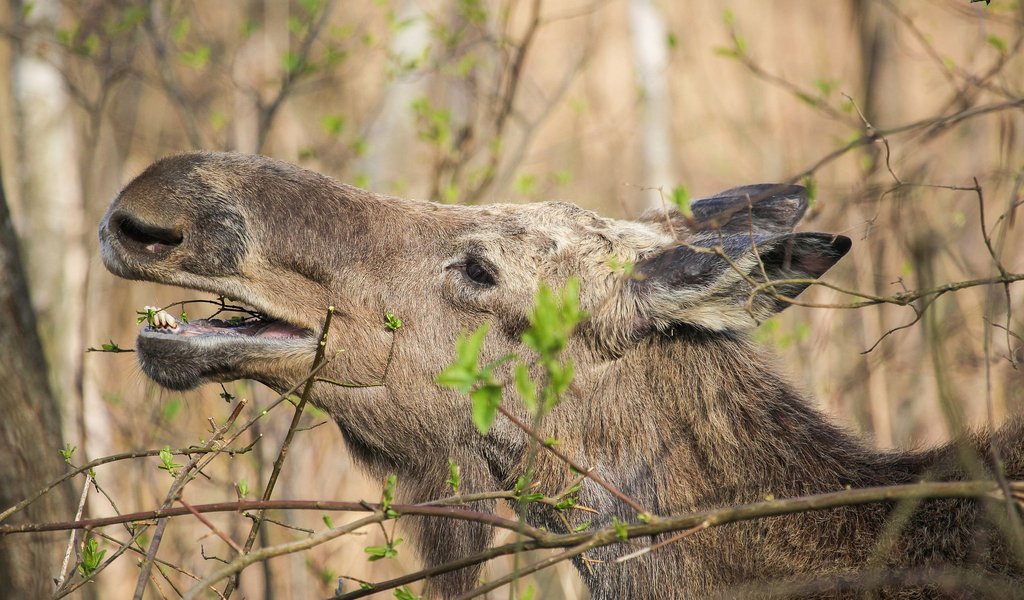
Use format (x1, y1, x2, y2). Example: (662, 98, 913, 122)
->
(115, 215, 183, 253)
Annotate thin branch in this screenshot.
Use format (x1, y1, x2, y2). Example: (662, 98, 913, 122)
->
(222, 306, 335, 599)
(131, 398, 251, 600)
(496, 406, 650, 516)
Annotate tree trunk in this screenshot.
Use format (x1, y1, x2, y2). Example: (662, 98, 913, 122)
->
(8, 0, 89, 456)
(629, 0, 676, 209)
(0, 167, 74, 598)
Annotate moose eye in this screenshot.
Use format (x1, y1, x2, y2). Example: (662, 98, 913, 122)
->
(463, 258, 496, 286)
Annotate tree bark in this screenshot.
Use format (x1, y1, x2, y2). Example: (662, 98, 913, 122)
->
(629, 0, 676, 209)
(0, 167, 74, 597)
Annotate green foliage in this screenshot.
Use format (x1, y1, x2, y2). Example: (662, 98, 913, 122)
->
(572, 520, 591, 532)
(136, 307, 157, 326)
(364, 537, 403, 561)
(669, 185, 691, 215)
(321, 114, 347, 136)
(179, 45, 210, 68)
(986, 34, 1007, 54)
(457, 0, 487, 24)
(469, 384, 503, 435)
(237, 479, 249, 498)
(384, 312, 403, 331)
(514, 173, 537, 196)
(381, 473, 398, 518)
(522, 280, 585, 413)
(322, 514, 334, 528)
(435, 324, 513, 434)
(447, 458, 461, 493)
(78, 537, 106, 578)
(513, 363, 537, 414)
(436, 325, 491, 393)
(612, 516, 628, 541)
(161, 397, 182, 422)
(394, 586, 421, 600)
(437, 280, 585, 434)
(171, 17, 190, 43)
(157, 445, 182, 476)
(802, 176, 817, 206)
(522, 280, 583, 359)
(59, 444, 76, 464)
(513, 473, 544, 504)
(411, 97, 452, 148)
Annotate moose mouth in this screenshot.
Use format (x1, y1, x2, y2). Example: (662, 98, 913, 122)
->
(136, 300, 317, 391)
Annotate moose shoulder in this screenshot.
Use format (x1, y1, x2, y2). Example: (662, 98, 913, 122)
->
(99, 152, 1023, 599)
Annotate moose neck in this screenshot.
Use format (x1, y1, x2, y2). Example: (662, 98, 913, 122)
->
(572, 327, 914, 515)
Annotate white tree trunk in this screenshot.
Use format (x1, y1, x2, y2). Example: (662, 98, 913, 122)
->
(629, 0, 676, 209)
(8, 0, 90, 453)
(360, 0, 432, 195)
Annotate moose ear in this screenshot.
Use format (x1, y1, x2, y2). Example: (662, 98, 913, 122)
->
(690, 183, 808, 235)
(630, 232, 851, 331)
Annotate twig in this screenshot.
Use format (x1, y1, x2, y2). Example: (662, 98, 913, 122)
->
(130, 398, 250, 600)
(53, 472, 91, 590)
(496, 406, 649, 516)
(179, 497, 244, 555)
(222, 306, 335, 599)
(0, 445, 256, 525)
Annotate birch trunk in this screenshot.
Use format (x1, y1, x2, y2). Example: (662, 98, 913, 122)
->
(629, 0, 675, 209)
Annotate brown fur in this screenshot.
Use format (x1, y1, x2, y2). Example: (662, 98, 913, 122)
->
(99, 152, 1024, 598)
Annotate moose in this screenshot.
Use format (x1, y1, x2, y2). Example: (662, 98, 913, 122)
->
(99, 152, 1023, 598)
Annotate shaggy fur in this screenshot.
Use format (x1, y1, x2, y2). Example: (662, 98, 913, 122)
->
(99, 152, 1023, 598)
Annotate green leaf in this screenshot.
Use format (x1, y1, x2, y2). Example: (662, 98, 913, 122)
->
(237, 480, 249, 498)
(322, 514, 334, 528)
(137, 307, 157, 325)
(171, 17, 190, 43)
(669, 185, 690, 213)
(179, 45, 210, 68)
(436, 324, 490, 393)
(157, 445, 182, 475)
(612, 516, 628, 541)
(572, 520, 591, 532)
(394, 586, 421, 600)
(384, 312, 403, 331)
(514, 363, 537, 414)
(365, 537, 403, 561)
(802, 176, 817, 207)
(161, 397, 182, 422)
(320, 114, 347, 136)
(78, 537, 106, 578)
(59, 444, 76, 464)
(470, 384, 502, 434)
(381, 474, 397, 517)
(298, 0, 322, 15)
(515, 173, 537, 196)
(447, 458, 461, 493)
(986, 34, 1007, 54)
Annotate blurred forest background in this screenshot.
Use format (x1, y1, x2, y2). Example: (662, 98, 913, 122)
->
(1, 0, 1023, 598)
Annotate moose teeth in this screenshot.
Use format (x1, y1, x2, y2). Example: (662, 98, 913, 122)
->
(144, 305, 178, 330)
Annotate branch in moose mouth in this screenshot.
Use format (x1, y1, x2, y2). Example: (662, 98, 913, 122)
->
(134, 297, 309, 339)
